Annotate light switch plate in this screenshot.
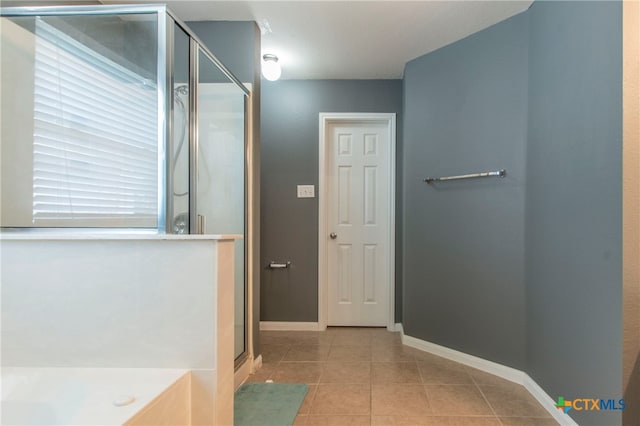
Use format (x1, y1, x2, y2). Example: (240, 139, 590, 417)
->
(297, 185, 315, 198)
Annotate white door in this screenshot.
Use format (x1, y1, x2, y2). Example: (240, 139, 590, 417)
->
(326, 120, 391, 326)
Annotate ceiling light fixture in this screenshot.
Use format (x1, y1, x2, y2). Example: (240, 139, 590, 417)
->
(262, 54, 281, 81)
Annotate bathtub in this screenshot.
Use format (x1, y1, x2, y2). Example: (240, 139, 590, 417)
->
(1, 367, 190, 425)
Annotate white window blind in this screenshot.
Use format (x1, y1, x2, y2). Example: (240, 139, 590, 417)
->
(32, 18, 158, 227)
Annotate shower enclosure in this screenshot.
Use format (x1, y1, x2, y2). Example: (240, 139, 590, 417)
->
(1, 5, 250, 363)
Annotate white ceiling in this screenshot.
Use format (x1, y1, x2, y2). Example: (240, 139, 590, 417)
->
(109, 1, 534, 80)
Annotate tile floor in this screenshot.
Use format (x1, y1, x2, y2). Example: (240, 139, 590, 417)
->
(246, 327, 559, 426)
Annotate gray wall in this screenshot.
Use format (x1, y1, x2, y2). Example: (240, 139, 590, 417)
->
(402, 1, 623, 423)
(260, 80, 403, 322)
(402, 12, 529, 369)
(187, 21, 257, 84)
(187, 21, 262, 359)
(525, 2, 622, 425)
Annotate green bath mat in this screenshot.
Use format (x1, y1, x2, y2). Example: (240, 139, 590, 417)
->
(234, 382, 308, 426)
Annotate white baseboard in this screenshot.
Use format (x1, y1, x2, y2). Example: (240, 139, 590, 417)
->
(252, 354, 263, 373)
(400, 331, 578, 426)
(393, 322, 404, 333)
(402, 334, 526, 384)
(259, 321, 320, 331)
(522, 374, 578, 426)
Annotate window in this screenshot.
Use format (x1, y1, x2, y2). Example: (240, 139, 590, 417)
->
(31, 18, 158, 227)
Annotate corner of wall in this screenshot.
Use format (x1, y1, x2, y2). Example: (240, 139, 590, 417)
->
(622, 0, 640, 424)
(525, 1, 624, 424)
(251, 19, 262, 361)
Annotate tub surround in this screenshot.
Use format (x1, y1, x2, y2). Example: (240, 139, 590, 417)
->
(0, 231, 242, 240)
(124, 371, 191, 426)
(2, 368, 189, 426)
(1, 234, 239, 425)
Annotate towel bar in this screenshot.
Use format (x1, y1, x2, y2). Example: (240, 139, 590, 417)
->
(424, 169, 506, 184)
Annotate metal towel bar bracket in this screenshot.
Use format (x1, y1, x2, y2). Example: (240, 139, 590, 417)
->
(268, 261, 291, 269)
(424, 169, 506, 184)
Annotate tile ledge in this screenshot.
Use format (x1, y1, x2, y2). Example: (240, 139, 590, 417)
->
(0, 230, 242, 241)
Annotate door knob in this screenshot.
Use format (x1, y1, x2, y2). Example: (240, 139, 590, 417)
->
(329, 232, 337, 239)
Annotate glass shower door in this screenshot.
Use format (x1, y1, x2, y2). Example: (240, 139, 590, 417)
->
(1, 11, 161, 229)
(195, 46, 247, 360)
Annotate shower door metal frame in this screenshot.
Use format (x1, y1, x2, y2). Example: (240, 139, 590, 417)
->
(0, 4, 171, 232)
(1, 3, 252, 366)
(170, 16, 250, 365)
(188, 37, 200, 235)
(164, 12, 174, 234)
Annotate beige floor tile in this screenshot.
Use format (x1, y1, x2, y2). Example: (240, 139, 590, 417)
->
(291, 331, 335, 345)
(328, 345, 372, 362)
(326, 327, 373, 335)
(283, 345, 331, 362)
(298, 385, 318, 415)
(272, 362, 324, 384)
(479, 385, 551, 418)
(424, 384, 494, 416)
(257, 330, 555, 423)
(466, 367, 521, 388)
(432, 417, 501, 426)
(320, 362, 371, 383)
(371, 384, 431, 416)
(372, 416, 429, 425)
(262, 331, 329, 346)
(258, 335, 292, 345)
(259, 330, 283, 338)
(333, 333, 373, 346)
(371, 362, 421, 384)
(499, 417, 560, 426)
(260, 331, 296, 345)
(427, 417, 501, 426)
(310, 384, 371, 415)
(243, 363, 276, 383)
(305, 415, 371, 425)
(412, 350, 450, 364)
(260, 344, 291, 364)
(369, 327, 396, 335)
(292, 336, 334, 346)
(294, 414, 308, 425)
(417, 359, 474, 384)
(372, 345, 417, 362)
(371, 332, 402, 347)
(372, 416, 501, 426)
(316, 334, 336, 345)
(297, 331, 331, 337)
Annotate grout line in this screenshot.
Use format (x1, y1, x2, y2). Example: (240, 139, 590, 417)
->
(305, 383, 319, 416)
(474, 378, 503, 425)
(369, 366, 373, 421)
